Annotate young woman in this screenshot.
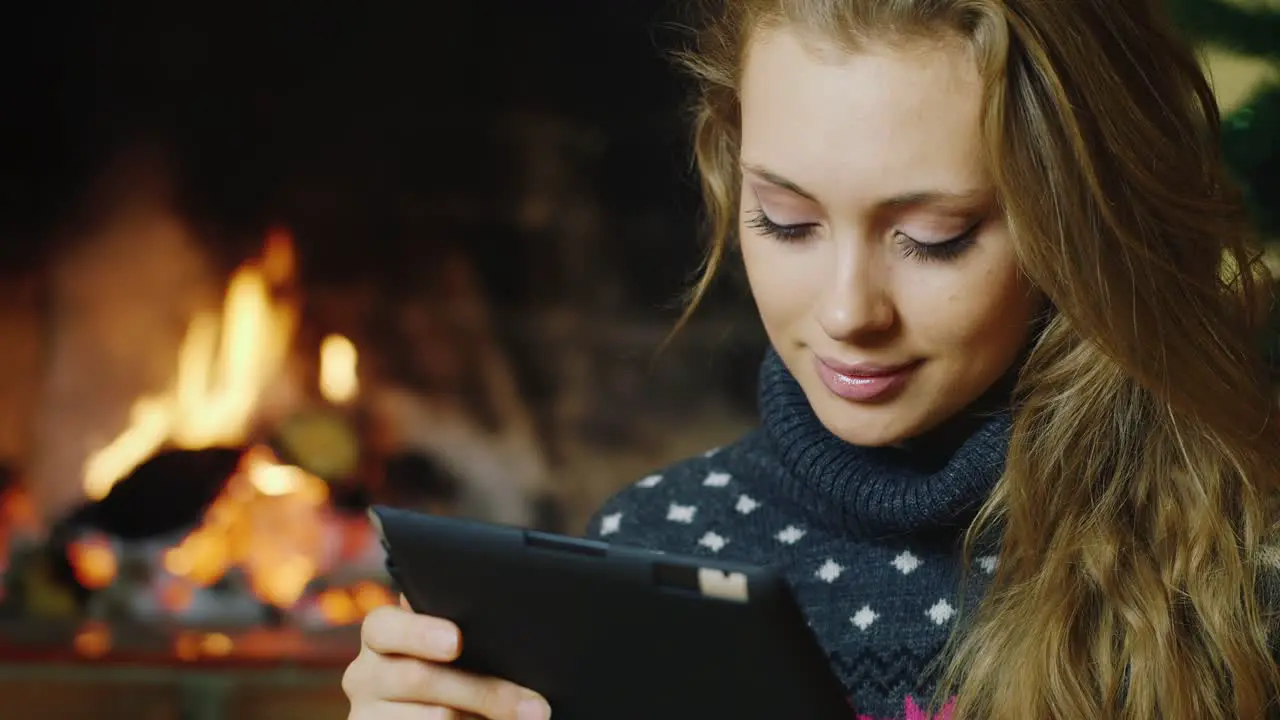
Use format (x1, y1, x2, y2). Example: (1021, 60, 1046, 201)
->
(343, 0, 1280, 717)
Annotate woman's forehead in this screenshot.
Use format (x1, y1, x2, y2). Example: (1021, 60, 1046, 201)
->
(739, 26, 990, 211)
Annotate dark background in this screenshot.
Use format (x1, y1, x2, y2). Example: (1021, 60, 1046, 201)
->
(0, 0, 721, 314)
(0, 0, 770, 502)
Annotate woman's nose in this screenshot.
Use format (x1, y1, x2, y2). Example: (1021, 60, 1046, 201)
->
(816, 239, 896, 342)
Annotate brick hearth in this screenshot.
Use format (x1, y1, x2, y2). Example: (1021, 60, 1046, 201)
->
(0, 621, 354, 720)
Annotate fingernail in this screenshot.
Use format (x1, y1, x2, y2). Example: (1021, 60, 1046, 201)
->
(431, 627, 457, 655)
(517, 694, 551, 720)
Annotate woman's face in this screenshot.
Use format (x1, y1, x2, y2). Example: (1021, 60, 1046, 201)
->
(738, 26, 1040, 446)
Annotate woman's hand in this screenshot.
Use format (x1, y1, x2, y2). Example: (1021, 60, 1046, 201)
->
(344, 600, 552, 719)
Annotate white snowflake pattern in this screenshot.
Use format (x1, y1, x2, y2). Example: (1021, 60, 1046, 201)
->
(735, 494, 760, 514)
(667, 503, 697, 523)
(892, 550, 921, 575)
(816, 559, 845, 583)
(703, 471, 732, 487)
(776, 525, 806, 545)
(850, 605, 879, 631)
(599, 512, 623, 536)
(698, 532, 728, 552)
(927, 599, 956, 626)
(977, 555, 998, 573)
(636, 474, 664, 488)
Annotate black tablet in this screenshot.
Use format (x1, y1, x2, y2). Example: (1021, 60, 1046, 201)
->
(369, 505, 853, 720)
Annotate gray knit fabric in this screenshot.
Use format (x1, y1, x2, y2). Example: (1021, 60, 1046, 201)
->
(586, 348, 1009, 719)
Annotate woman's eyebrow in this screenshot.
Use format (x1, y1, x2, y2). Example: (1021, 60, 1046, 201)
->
(741, 163, 817, 201)
(741, 161, 988, 209)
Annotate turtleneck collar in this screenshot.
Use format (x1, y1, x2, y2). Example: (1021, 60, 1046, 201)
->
(757, 347, 1011, 541)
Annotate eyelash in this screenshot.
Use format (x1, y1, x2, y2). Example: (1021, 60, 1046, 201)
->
(745, 209, 980, 262)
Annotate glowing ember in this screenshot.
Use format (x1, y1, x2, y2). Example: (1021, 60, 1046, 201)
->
(175, 631, 202, 662)
(163, 531, 229, 587)
(66, 533, 118, 590)
(313, 581, 395, 626)
(73, 622, 112, 658)
(175, 631, 239, 661)
(83, 227, 299, 501)
(156, 446, 333, 609)
(253, 555, 319, 609)
(201, 632, 234, 657)
(351, 580, 396, 614)
(247, 461, 312, 498)
(317, 588, 360, 626)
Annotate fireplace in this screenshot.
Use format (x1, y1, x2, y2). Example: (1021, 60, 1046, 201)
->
(0, 148, 766, 717)
(0, 4, 766, 716)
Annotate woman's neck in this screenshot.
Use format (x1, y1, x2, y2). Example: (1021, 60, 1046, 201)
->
(756, 347, 1013, 540)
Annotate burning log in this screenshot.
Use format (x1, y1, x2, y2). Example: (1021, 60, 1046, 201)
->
(28, 444, 392, 630)
(77, 227, 300, 505)
(8, 219, 403, 632)
(4, 147, 580, 640)
(16, 448, 241, 623)
(61, 448, 241, 541)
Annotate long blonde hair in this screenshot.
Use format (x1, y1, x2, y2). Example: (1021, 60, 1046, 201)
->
(678, 0, 1280, 717)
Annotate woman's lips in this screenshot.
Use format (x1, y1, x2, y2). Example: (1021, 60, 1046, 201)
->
(813, 355, 922, 402)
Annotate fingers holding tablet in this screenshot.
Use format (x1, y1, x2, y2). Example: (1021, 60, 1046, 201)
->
(344, 605, 553, 720)
(362, 605, 461, 662)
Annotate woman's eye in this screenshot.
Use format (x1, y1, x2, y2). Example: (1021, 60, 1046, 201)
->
(746, 208, 817, 242)
(896, 222, 981, 262)
(746, 207, 982, 262)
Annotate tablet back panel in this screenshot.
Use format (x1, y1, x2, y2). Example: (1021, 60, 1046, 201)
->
(371, 505, 853, 720)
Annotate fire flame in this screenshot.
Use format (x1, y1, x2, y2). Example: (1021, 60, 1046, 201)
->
(315, 580, 396, 626)
(83, 228, 299, 501)
(163, 446, 330, 608)
(319, 334, 358, 405)
(67, 533, 118, 590)
(73, 621, 112, 658)
(64, 226, 383, 618)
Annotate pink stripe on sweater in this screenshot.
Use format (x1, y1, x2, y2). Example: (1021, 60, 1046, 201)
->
(856, 695, 955, 720)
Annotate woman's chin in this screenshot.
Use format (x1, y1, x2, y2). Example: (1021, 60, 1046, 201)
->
(810, 402, 921, 448)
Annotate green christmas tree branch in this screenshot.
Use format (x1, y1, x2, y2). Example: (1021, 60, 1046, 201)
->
(1166, 0, 1280, 60)
(1222, 81, 1280, 237)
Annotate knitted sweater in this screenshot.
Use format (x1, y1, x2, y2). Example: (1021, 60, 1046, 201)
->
(586, 349, 1009, 720)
